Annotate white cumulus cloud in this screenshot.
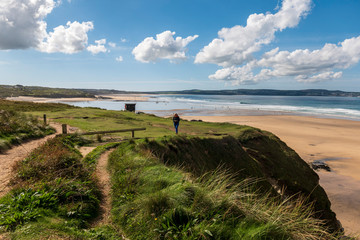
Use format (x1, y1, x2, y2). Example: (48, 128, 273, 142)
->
(115, 56, 123, 62)
(195, 0, 312, 67)
(132, 31, 198, 63)
(108, 42, 117, 48)
(210, 36, 360, 84)
(296, 72, 343, 83)
(0, 0, 56, 50)
(39, 21, 94, 54)
(0, 0, 94, 54)
(87, 38, 109, 55)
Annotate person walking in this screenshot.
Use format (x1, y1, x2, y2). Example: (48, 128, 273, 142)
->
(173, 113, 180, 134)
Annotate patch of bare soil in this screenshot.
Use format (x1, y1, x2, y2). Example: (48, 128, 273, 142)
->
(79, 146, 96, 157)
(0, 234, 8, 240)
(91, 149, 116, 227)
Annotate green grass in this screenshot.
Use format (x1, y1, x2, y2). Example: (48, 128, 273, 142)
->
(0, 99, 350, 239)
(139, 134, 341, 232)
(0, 85, 95, 98)
(0, 109, 55, 153)
(83, 142, 122, 172)
(29, 107, 250, 140)
(1, 99, 252, 140)
(107, 140, 339, 240)
(0, 99, 77, 112)
(0, 135, 106, 238)
(0, 134, 126, 239)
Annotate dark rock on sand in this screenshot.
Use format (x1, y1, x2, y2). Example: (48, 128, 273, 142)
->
(312, 161, 331, 172)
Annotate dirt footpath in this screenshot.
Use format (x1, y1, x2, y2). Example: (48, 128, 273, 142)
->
(0, 123, 62, 198)
(91, 149, 116, 226)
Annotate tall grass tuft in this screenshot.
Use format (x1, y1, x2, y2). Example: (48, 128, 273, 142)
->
(0, 109, 55, 152)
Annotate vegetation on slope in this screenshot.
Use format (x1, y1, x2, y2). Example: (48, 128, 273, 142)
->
(0, 85, 95, 98)
(0, 100, 346, 238)
(0, 99, 77, 112)
(0, 109, 55, 153)
(0, 135, 122, 239)
(108, 139, 338, 239)
(141, 134, 339, 232)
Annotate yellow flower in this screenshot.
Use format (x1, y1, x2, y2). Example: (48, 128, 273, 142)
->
(154, 218, 158, 221)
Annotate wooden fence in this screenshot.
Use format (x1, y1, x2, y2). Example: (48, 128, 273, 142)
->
(61, 124, 146, 138)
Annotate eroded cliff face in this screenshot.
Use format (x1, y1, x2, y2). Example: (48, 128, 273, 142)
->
(236, 128, 340, 232)
(142, 129, 340, 232)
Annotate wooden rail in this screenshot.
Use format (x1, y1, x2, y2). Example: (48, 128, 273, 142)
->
(78, 127, 146, 138)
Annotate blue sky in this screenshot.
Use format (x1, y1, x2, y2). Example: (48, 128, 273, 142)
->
(1, 0, 360, 91)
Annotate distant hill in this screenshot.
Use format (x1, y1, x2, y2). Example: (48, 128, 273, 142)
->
(1, 84, 359, 98)
(151, 88, 360, 97)
(0, 85, 96, 98)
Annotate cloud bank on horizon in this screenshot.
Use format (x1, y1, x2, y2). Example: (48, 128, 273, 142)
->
(1, 0, 360, 87)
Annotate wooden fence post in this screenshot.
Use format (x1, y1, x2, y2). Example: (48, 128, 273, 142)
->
(132, 130, 135, 138)
(62, 124, 67, 134)
(43, 114, 47, 125)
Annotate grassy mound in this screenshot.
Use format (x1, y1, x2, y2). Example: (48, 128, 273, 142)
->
(0, 110, 55, 153)
(0, 135, 121, 239)
(108, 139, 339, 239)
(236, 128, 338, 231)
(142, 134, 339, 232)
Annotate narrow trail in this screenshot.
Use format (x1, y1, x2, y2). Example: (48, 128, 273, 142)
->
(0, 122, 63, 198)
(91, 148, 116, 227)
(0, 123, 63, 239)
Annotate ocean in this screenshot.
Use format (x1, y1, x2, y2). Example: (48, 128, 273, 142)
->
(60, 94, 360, 121)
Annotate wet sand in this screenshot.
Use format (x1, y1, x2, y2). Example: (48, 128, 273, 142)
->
(183, 115, 360, 236)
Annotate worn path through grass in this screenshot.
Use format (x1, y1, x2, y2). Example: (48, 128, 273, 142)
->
(91, 148, 115, 227)
(0, 123, 62, 198)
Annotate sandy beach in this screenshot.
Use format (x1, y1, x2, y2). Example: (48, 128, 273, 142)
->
(183, 115, 360, 236)
(6, 94, 149, 103)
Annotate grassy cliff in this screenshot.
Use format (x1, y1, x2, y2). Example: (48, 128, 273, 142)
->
(108, 138, 339, 239)
(0, 99, 344, 239)
(139, 134, 339, 232)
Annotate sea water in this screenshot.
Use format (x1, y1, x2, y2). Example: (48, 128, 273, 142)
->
(60, 94, 360, 121)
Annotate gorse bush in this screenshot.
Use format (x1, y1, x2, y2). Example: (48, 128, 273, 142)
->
(0, 109, 55, 152)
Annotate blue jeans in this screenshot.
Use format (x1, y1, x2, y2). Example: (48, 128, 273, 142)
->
(174, 122, 179, 134)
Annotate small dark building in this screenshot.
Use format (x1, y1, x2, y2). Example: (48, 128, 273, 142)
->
(125, 103, 136, 112)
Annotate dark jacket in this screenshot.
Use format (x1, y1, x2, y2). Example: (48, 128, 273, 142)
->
(173, 115, 180, 123)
